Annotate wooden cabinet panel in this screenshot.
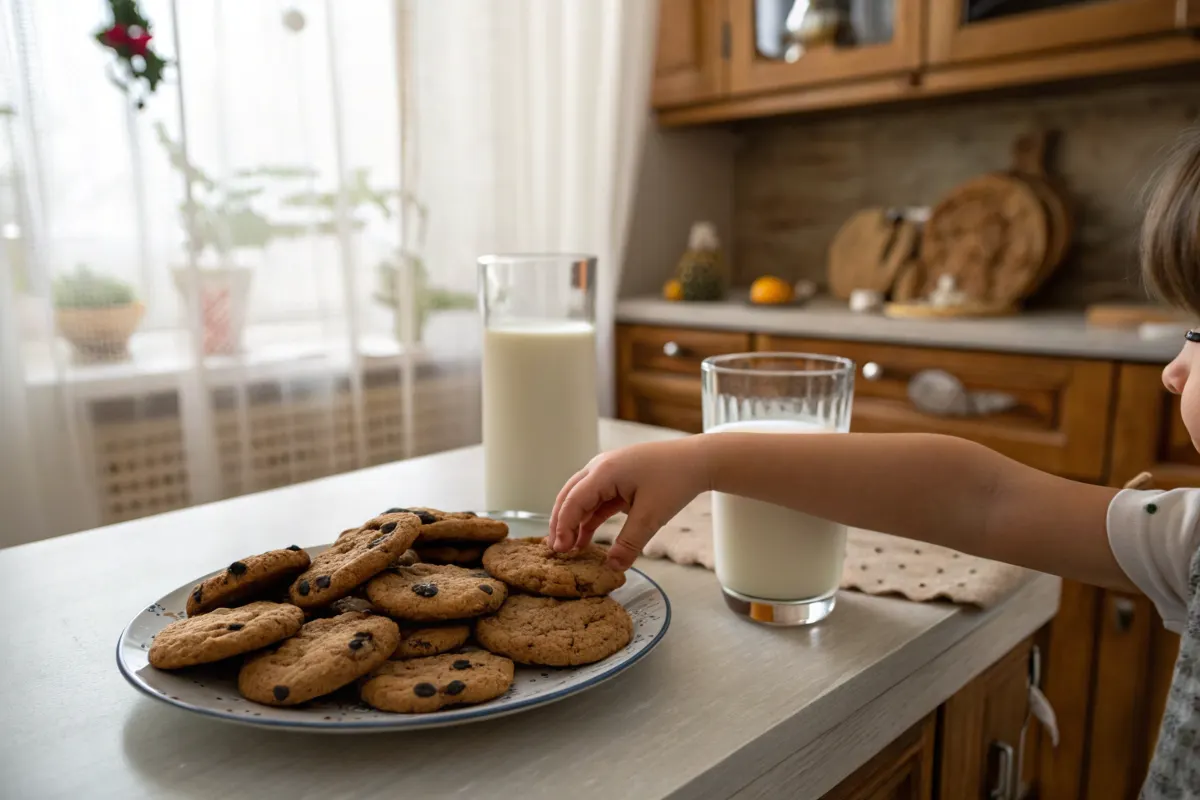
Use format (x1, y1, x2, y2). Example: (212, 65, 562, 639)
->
(926, 0, 1184, 67)
(652, 0, 729, 109)
(1110, 363, 1200, 489)
(757, 336, 1114, 481)
(821, 714, 936, 800)
(939, 637, 1036, 800)
(727, 0, 922, 96)
(616, 324, 752, 433)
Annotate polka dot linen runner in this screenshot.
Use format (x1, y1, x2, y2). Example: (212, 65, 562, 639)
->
(592, 493, 1031, 609)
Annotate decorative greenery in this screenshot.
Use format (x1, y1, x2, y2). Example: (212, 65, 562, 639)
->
(375, 253, 475, 339)
(94, 0, 169, 110)
(53, 266, 136, 309)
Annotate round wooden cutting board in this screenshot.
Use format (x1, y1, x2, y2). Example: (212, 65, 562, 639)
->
(828, 208, 920, 300)
(1010, 132, 1073, 295)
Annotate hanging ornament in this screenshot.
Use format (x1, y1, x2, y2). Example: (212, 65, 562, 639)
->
(93, 0, 169, 110)
(282, 8, 307, 33)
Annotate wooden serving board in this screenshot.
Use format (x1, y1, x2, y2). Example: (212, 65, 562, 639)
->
(1085, 303, 1191, 329)
(883, 301, 1018, 320)
(828, 209, 920, 300)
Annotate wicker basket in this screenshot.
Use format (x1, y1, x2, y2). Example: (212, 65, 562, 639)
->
(55, 302, 145, 363)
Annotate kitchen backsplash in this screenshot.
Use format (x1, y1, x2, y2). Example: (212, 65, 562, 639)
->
(733, 75, 1200, 308)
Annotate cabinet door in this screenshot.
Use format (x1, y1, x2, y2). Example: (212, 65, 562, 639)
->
(1110, 363, 1200, 489)
(821, 714, 936, 800)
(653, 0, 729, 109)
(927, 0, 1185, 67)
(727, 0, 922, 95)
(939, 638, 1037, 800)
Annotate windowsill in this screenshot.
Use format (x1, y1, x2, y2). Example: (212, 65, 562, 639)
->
(23, 315, 480, 398)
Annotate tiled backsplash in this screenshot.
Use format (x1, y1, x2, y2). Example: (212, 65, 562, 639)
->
(733, 75, 1200, 307)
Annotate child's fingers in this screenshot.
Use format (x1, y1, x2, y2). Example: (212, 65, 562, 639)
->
(606, 504, 659, 571)
(548, 468, 590, 550)
(551, 471, 611, 552)
(576, 498, 629, 550)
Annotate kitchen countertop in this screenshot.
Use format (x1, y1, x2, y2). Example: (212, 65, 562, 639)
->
(0, 420, 1058, 800)
(618, 296, 1186, 363)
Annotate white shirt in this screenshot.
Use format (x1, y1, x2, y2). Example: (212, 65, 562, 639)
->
(1107, 488, 1200, 633)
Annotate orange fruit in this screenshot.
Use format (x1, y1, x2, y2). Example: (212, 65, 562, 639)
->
(662, 279, 684, 301)
(749, 276, 794, 305)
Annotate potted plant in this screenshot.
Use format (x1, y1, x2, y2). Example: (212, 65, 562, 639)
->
(53, 265, 145, 363)
(372, 195, 473, 344)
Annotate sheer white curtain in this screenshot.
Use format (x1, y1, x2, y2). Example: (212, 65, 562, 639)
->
(412, 0, 657, 416)
(0, 0, 656, 548)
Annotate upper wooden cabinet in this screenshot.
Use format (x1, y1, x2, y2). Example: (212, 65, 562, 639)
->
(927, 0, 1188, 67)
(652, 0, 729, 109)
(728, 0, 922, 94)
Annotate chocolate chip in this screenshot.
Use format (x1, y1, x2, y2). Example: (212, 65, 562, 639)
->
(412, 583, 438, 598)
(445, 680, 466, 696)
(380, 521, 398, 534)
(192, 587, 203, 603)
(298, 579, 310, 596)
(385, 507, 406, 514)
(368, 532, 391, 549)
(411, 640, 430, 649)
(273, 685, 290, 701)
(349, 638, 365, 651)
(478, 584, 494, 595)
(287, 544, 302, 551)
(452, 659, 472, 670)
(354, 630, 372, 639)
(472, 571, 489, 578)
(415, 511, 437, 525)
(413, 682, 437, 698)
(315, 575, 331, 589)
(228, 561, 247, 576)
(227, 623, 244, 631)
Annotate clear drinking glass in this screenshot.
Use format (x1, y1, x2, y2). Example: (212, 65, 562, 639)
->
(478, 254, 599, 514)
(701, 352, 855, 625)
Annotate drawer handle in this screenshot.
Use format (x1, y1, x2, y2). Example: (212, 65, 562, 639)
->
(662, 341, 683, 358)
(907, 369, 1018, 418)
(862, 362, 883, 381)
(989, 741, 1016, 800)
(1114, 597, 1136, 631)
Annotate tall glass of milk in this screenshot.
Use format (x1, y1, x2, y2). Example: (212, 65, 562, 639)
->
(701, 353, 855, 626)
(478, 254, 600, 514)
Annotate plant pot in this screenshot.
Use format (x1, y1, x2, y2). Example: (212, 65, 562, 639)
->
(171, 266, 253, 356)
(55, 302, 145, 363)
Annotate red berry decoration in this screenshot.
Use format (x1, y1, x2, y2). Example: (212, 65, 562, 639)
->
(93, 0, 169, 110)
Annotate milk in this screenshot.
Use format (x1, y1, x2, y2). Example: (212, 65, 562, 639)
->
(709, 419, 846, 601)
(482, 320, 599, 513)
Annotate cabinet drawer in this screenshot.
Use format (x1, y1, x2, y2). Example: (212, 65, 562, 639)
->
(759, 336, 1114, 481)
(622, 324, 752, 377)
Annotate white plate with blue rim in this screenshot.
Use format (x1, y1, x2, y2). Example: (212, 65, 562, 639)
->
(116, 512, 670, 732)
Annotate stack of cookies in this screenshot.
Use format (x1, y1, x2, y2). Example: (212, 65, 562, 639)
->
(145, 508, 634, 715)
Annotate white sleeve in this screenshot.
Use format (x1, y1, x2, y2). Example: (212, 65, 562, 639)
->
(1107, 488, 1200, 633)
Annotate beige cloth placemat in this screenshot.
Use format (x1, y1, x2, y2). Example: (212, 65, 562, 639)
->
(592, 492, 1031, 609)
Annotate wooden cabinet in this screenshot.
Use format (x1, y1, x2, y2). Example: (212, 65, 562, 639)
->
(726, 0, 922, 95)
(758, 335, 1115, 482)
(652, 0, 729, 109)
(926, 0, 1186, 67)
(939, 637, 1038, 800)
(1110, 363, 1200, 489)
(822, 714, 936, 800)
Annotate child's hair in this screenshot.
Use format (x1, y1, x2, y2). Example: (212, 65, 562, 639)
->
(1142, 127, 1200, 315)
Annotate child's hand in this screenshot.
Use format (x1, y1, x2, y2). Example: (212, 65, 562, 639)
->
(547, 437, 711, 570)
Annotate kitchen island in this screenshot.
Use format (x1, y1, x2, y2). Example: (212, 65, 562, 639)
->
(0, 420, 1057, 800)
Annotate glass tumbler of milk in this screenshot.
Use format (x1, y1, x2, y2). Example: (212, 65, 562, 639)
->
(701, 353, 855, 626)
(478, 254, 600, 515)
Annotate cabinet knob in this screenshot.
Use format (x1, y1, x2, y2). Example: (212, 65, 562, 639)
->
(989, 741, 1016, 800)
(662, 341, 682, 358)
(862, 362, 883, 381)
(1114, 596, 1136, 631)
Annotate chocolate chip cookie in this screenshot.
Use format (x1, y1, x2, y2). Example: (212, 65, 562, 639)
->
(288, 513, 421, 609)
(238, 612, 400, 706)
(361, 651, 514, 713)
(482, 537, 625, 598)
(475, 595, 632, 666)
(414, 543, 484, 567)
(366, 507, 508, 544)
(149, 601, 304, 670)
(365, 563, 507, 622)
(391, 623, 472, 659)
(186, 546, 311, 616)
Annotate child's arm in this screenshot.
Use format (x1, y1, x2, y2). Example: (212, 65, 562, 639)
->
(548, 432, 1135, 592)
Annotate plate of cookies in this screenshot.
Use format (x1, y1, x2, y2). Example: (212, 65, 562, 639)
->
(116, 508, 670, 732)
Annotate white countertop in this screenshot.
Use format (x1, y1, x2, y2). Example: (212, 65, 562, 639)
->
(0, 420, 1058, 800)
(618, 296, 1185, 363)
